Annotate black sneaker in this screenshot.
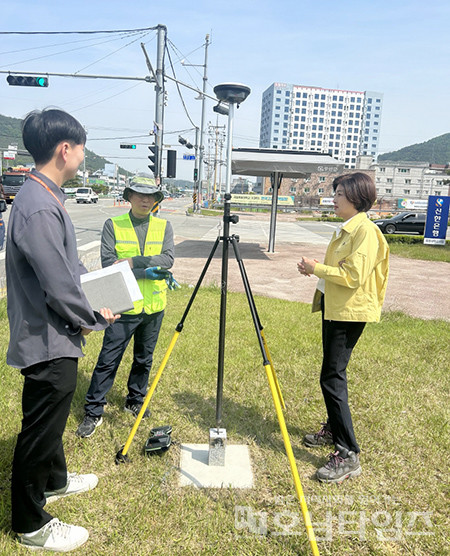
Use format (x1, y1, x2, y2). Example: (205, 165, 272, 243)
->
(76, 415, 103, 438)
(124, 402, 151, 419)
(303, 422, 334, 447)
(316, 444, 362, 484)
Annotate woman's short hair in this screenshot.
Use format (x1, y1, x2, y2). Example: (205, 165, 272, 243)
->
(332, 172, 377, 212)
(22, 108, 86, 165)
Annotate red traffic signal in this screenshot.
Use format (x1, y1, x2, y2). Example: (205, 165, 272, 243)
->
(7, 75, 48, 87)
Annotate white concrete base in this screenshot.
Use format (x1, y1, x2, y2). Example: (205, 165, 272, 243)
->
(179, 444, 253, 488)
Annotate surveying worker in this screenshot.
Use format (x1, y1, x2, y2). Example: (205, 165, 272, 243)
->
(76, 174, 175, 438)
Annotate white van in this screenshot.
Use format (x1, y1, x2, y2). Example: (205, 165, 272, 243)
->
(75, 187, 98, 204)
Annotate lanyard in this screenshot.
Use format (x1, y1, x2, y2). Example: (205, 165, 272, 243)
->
(28, 174, 67, 213)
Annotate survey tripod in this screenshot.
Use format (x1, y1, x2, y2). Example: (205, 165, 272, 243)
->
(115, 194, 320, 555)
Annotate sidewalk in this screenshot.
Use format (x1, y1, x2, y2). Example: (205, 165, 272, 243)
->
(172, 236, 450, 322)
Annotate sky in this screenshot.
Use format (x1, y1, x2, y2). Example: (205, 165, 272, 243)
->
(1, 0, 449, 181)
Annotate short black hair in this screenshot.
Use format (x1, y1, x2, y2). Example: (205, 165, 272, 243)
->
(22, 108, 86, 165)
(332, 172, 377, 212)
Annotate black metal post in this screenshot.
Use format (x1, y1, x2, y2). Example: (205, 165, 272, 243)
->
(215, 193, 232, 427)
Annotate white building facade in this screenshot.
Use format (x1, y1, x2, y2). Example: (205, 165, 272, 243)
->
(259, 83, 383, 168)
(373, 161, 449, 199)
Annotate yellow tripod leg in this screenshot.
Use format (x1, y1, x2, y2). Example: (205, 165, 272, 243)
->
(264, 363, 320, 556)
(120, 331, 180, 458)
(260, 330, 286, 410)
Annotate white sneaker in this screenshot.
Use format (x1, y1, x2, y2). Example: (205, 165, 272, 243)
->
(18, 518, 89, 552)
(44, 473, 98, 504)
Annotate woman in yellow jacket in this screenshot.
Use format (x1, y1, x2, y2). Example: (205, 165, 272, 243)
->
(298, 172, 389, 484)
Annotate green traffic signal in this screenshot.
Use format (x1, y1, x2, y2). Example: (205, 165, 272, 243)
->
(6, 75, 49, 87)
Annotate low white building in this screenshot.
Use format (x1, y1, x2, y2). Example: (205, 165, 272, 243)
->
(358, 157, 450, 200)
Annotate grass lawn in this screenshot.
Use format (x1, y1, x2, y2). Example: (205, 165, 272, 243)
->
(388, 242, 450, 263)
(0, 288, 448, 555)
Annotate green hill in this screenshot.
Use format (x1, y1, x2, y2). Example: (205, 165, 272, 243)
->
(378, 133, 450, 164)
(0, 113, 131, 176)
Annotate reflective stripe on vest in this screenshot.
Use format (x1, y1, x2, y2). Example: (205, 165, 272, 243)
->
(112, 214, 167, 315)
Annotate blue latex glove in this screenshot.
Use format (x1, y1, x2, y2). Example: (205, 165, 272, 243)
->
(145, 266, 168, 280)
(145, 266, 181, 290)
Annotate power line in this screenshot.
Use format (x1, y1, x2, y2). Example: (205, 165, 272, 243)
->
(0, 27, 159, 35)
(165, 44, 197, 129)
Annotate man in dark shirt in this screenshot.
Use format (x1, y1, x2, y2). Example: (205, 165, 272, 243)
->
(6, 109, 117, 552)
(76, 174, 175, 439)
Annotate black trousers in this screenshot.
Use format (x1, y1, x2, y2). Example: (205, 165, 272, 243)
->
(320, 297, 365, 453)
(11, 357, 77, 533)
(84, 311, 164, 417)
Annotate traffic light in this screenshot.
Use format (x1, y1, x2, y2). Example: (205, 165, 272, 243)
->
(120, 144, 136, 149)
(178, 135, 193, 149)
(148, 144, 159, 176)
(193, 168, 198, 181)
(167, 150, 176, 178)
(7, 75, 48, 87)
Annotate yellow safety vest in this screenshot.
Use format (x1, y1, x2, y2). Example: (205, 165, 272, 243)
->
(112, 213, 167, 315)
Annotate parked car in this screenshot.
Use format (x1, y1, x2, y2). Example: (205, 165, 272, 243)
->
(75, 187, 99, 204)
(373, 212, 426, 235)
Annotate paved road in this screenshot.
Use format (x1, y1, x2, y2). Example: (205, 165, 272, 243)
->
(0, 197, 337, 269)
(1, 198, 449, 321)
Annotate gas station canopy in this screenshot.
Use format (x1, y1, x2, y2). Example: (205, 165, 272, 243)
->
(231, 148, 345, 252)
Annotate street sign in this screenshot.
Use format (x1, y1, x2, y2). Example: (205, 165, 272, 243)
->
(3, 151, 16, 160)
(424, 195, 450, 245)
(183, 154, 195, 160)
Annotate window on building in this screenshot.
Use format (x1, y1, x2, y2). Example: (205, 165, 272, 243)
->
(304, 187, 310, 193)
(405, 179, 411, 184)
(387, 178, 393, 183)
(386, 188, 391, 193)
(290, 187, 297, 193)
(319, 176, 326, 182)
(318, 188, 324, 193)
(404, 189, 410, 194)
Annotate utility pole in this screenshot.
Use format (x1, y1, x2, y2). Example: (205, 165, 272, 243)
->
(197, 34, 210, 205)
(208, 121, 226, 201)
(194, 127, 199, 211)
(154, 24, 166, 185)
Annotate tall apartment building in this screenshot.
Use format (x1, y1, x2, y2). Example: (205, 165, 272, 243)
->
(259, 82, 383, 168)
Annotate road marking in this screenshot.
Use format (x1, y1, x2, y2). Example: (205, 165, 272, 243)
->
(78, 240, 101, 251)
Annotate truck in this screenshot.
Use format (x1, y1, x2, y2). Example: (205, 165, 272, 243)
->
(1, 168, 31, 203)
(75, 187, 99, 204)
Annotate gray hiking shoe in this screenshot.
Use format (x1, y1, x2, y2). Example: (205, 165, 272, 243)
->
(76, 415, 103, 438)
(316, 444, 362, 484)
(303, 422, 334, 447)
